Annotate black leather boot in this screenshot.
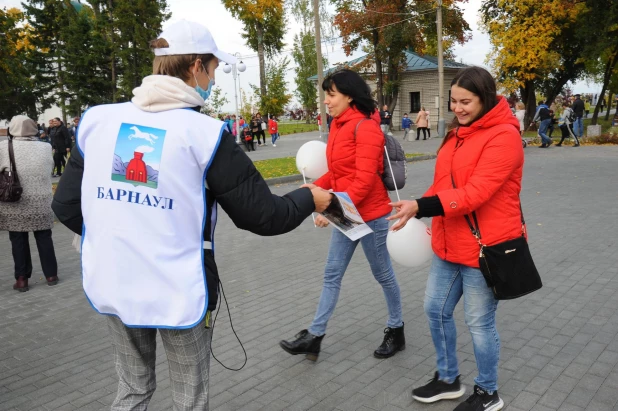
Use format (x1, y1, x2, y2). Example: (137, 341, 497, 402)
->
(279, 329, 324, 361)
(374, 324, 405, 358)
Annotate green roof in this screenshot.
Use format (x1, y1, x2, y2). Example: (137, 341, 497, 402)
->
(308, 51, 467, 81)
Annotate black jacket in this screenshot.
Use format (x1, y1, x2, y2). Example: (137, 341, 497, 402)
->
(49, 125, 71, 151)
(379, 110, 391, 125)
(52, 130, 315, 312)
(572, 98, 585, 118)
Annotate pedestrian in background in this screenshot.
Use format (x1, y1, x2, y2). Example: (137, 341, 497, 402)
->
(390, 66, 522, 411)
(401, 113, 412, 141)
(415, 107, 429, 140)
(556, 102, 579, 147)
(514, 102, 526, 136)
(571, 94, 585, 139)
(268, 114, 279, 147)
(49, 118, 71, 176)
(533, 101, 553, 147)
(380, 104, 392, 134)
(1, 115, 59, 292)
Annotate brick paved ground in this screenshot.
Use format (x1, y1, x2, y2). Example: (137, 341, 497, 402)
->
(2, 142, 618, 411)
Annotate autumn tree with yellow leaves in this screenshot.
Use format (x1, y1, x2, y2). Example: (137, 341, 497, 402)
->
(481, 0, 586, 124)
(222, 0, 285, 108)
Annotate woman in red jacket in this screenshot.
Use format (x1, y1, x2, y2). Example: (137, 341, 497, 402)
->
(280, 69, 404, 361)
(389, 67, 523, 411)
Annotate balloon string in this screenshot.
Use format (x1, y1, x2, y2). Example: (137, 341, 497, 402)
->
(302, 168, 317, 227)
(384, 145, 401, 202)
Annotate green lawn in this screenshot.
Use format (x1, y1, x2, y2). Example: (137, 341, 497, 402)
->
(278, 122, 319, 136)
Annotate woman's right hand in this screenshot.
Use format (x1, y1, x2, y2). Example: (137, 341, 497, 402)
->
(314, 214, 330, 228)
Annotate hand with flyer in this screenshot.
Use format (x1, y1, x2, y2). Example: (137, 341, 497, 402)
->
(320, 192, 373, 241)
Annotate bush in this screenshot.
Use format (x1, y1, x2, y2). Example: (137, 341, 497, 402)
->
(589, 127, 618, 144)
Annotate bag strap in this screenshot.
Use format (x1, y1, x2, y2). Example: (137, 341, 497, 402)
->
(353, 118, 369, 141)
(8, 138, 18, 180)
(450, 173, 526, 241)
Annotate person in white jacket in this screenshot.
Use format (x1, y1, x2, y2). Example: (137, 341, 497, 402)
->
(556, 102, 580, 147)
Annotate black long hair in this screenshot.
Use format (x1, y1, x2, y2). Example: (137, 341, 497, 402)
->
(322, 69, 377, 118)
(439, 66, 498, 152)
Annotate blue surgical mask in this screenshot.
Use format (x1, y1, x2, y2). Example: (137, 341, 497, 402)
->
(194, 65, 215, 101)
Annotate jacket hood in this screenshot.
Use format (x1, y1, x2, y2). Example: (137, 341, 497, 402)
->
(132, 75, 204, 112)
(334, 107, 381, 127)
(456, 96, 520, 139)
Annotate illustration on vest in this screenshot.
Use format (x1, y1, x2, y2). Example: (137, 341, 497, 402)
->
(111, 123, 167, 189)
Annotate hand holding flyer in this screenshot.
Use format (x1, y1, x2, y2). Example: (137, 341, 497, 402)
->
(320, 192, 373, 241)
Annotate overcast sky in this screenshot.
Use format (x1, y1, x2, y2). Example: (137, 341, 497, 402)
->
(2, 0, 603, 113)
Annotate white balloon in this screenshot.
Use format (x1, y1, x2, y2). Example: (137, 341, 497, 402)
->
(296, 141, 328, 179)
(387, 218, 433, 267)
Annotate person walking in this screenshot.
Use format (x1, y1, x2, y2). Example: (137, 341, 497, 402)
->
(556, 102, 580, 147)
(279, 69, 405, 362)
(415, 107, 429, 140)
(571, 94, 585, 139)
(1, 115, 59, 292)
(51, 20, 332, 411)
(389, 66, 523, 411)
(49, 118, 72, 176)
(255, 112, 267, 146)
(514, 102, 526, 136)
(426, 110, 432, 138)
(401, 113, 413, 141)
(380, 104, 392, 134)
(533, 101, 553, 147)
(268, 114, 279, 147)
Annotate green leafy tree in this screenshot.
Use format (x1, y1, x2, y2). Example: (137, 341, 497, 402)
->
(251, 57, 292, 115)
(112, 0, 170, 101)
(292, 30, 326, 123)
(0, 7, 38, 120)
(222, 0, 285, 103)
(201, 86, 229, 116)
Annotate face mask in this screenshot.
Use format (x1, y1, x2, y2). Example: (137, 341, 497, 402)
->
(193, 65, 215, 101)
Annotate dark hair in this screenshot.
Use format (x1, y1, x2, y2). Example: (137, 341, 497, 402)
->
(538, 100, 544, 105)
(439, 66, 498, 152)
(322, 69, 377, 118)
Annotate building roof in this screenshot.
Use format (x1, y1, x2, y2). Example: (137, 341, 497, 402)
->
(308, 51, 467, 81)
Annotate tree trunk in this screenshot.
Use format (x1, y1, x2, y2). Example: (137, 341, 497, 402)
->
(256, 23, 267, 105)
(605, 91, 614, 121)
(384, 57, 399, 114)
(521, 81, 536, 129)
(108, 0, 117, 103)
(544, 75, 570, 108)
(372, 29, 383, 108)
(592, 51, 617, 125)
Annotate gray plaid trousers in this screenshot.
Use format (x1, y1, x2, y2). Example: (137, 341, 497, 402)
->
(107, 316, 213, 411)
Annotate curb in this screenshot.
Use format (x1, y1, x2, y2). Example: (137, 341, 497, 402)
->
(265, 153, 437, 186)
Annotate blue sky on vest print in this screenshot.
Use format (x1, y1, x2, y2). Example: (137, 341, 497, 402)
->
(111, 123, 167, 188)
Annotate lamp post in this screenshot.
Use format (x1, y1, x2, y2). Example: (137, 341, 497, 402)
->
(223, 53, 246, 144)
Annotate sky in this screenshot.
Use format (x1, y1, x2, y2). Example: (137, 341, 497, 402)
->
(1, 0, 604, 114)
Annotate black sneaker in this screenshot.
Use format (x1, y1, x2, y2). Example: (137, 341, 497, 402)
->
(412, 372, 465, 403)
(454, 385, 504, 411)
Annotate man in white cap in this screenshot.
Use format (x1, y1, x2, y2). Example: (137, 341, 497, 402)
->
(52, 20, 332, 410)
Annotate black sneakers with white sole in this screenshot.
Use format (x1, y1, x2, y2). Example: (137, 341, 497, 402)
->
(454, 385, 504, 411)
(412, 372, 466, 403)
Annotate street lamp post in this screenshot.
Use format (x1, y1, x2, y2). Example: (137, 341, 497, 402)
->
(223, 53, 246, 144)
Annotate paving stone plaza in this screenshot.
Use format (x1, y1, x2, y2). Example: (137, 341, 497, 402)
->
(1, 133, 618, 410)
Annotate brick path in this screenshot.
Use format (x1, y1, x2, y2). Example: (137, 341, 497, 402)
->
(2, 143, 618, 411)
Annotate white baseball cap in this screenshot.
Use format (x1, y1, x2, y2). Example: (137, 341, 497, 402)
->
(154, 20, 237, 65)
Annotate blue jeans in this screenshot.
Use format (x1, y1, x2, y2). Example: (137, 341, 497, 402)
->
(538, 119, 552, 145)
(424, 255, 500, 392)
(573, 117, 584, 138)
(308, 215, 403, 336)
(271, 133, 279, 145)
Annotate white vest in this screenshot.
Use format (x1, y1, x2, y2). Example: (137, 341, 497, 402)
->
(78, 102, 224, 328)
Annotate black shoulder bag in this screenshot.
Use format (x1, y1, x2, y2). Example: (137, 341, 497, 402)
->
(0, 138, 23, 202)
(451, 175, 542, 300)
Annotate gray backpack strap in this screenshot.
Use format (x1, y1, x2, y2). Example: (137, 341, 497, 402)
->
(353, 118, 369, 141)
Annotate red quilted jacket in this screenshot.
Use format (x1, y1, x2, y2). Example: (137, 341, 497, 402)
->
(314, 107, 392, 222)
(424, 97, 525, 267)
